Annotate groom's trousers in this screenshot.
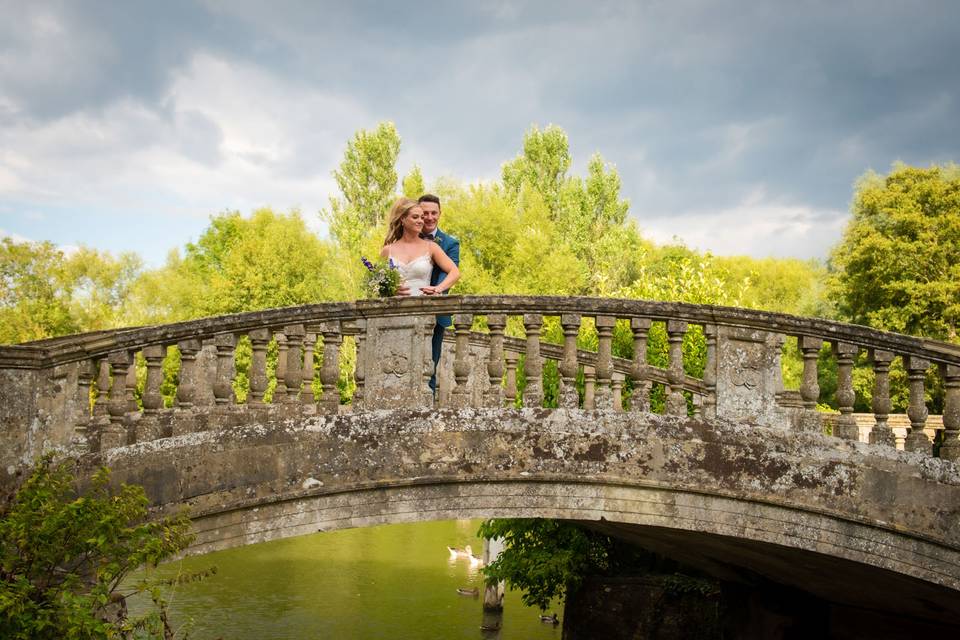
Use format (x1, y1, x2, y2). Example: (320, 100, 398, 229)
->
(429, 323, 445, 394)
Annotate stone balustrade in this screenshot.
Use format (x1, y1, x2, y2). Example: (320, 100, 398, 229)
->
(2, 295, 959, 478)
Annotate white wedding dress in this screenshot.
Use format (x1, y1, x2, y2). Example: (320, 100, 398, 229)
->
(390, 251, 434, 296)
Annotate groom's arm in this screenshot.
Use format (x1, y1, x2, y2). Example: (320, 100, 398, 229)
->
(446, 237, 460, 267)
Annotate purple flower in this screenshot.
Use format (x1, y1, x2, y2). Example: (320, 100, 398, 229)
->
(388, 257, 395, 269)
(361, 256, 375, 272)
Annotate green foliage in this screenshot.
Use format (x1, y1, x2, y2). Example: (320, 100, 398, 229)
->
(0, 239, 142, 344)
(478, 519, 597, 611)
(829, 163, 960, 341)
(714, 255, 826, 315)
(478, 518, 655, 611)
(322, 121, 402, 255)
(502, 125, 571, 216)
(401, 165, 425, 199)
(0, 455, 194, 638)
(141, 208, 345, 322)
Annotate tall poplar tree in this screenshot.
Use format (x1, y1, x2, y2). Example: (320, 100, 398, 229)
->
(322, 122, 401, 254)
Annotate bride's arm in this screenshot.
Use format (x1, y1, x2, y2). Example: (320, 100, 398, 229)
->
(425, 243, 460, 294)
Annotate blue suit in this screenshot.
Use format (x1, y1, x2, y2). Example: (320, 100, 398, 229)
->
(428, 229, 460, 392)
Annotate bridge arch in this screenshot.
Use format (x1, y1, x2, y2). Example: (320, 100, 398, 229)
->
(96, 406, 960, 624)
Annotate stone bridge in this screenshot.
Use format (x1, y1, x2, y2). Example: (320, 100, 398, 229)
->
(2, 296, 960, 627)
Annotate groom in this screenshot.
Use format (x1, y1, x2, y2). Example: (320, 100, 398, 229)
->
(417, 194, 460, 394)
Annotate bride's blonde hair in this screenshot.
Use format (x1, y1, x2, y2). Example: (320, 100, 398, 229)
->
(383, 197, 421, 245)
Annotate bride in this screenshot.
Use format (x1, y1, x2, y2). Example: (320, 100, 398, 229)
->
(381, 197, 459, 296)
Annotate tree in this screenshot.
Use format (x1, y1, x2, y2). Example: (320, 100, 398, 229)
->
(0, 239, 142, 345)
(142, 208, 345, 321)
(322, 122, 402, 254)
(478, 519, 652, 611)
(0, 238, 78, 343)
(0, 455, 194, 638)
(829, 163, 960, 341)
(401, 165, 425, 199)
(502, 125, 571, 217)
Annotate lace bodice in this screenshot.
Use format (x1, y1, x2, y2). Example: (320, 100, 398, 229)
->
(390, 251, 433, 296)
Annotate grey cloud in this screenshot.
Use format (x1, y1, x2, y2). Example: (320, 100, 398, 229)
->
(1, 0, 958, 260)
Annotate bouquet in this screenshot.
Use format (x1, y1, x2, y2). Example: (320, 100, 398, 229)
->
(361, 256, 402, 298)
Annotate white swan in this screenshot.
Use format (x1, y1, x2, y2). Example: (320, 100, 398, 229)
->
(447, 544, 484, 567)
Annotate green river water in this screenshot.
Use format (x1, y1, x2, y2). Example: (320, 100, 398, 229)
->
(131, 520, 562, 639)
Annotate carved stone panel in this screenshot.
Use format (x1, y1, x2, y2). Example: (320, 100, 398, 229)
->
(362, 315, 433, 408)
(715, 326, 789, 428)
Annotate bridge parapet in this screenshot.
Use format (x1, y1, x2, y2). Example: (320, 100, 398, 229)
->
(1, 296, 959, 478)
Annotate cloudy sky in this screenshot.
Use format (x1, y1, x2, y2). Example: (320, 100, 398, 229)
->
(1, 1, 958, 266)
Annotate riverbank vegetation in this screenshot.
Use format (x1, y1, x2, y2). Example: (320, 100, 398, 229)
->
(0, 456, 194, 639)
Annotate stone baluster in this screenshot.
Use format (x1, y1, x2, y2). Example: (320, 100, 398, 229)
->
(282, 324, 305, 403)
(103, 351, 130, 449)
(135, 345, 167, 442)
(124, 358, 139, 414)
(176, 339, 201, 409)
(798, 336, 823, 431)
(583, 366, 596, 410)
(248, 329, 271, 405)
(868, 350, 896, 446)
(319, 321, 342, 412)
(94, 359, 111, 418)
(505, 351, 519, 407)
(833, 342, 858, 440)
(665, 320, 688, 416)
(558, 314, 581, 408)
(699, 325, 717, 421)
(611, 373, 624, 412)
(595, 316, 615, 410)
(485, 314, 506, 407)
(692, 393, 702, 419)
(71, 359, 97, 452)
(212, 334, 237, 405)
(273, 332, 288, 402)
(450, 314, 473, 407)
(141, 345, 166, 415)
(522, 314, 543, 408)
(939, 364, 960, 462)
(630, 318, 652, 413)
(349, 320, 367, 409)
(301, 331, 318, 404)
(904, 355, 931, 454)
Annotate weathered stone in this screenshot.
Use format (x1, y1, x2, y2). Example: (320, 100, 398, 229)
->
(595, 315, 616, 410)
(523, 313, 544, 408)
(942, 364, 960, 462)
(715, 326, 788, 428)
(904, 355, 932, 454)
(833, 342, 858, 440)
(485, 314, 506, 408)
(869, 350, 896, 447)
(630, 317, 652, 413)
(559, 314, 581, 409)
(361, 315, 433, 408)
(212, 334, 237, 405)
(94, 407, 960, 623)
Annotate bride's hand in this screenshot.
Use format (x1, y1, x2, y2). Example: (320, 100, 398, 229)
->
(420, 286, 439, 296)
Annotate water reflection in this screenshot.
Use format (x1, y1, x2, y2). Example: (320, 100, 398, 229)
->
(130, 519, 561, 640)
